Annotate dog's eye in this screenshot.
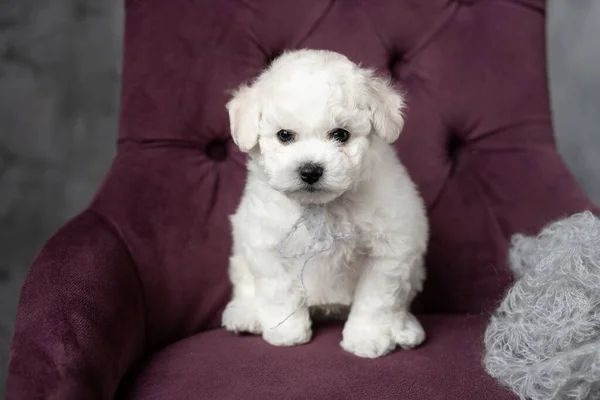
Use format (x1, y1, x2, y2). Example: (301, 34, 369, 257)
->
(276, 129, 295, 144)
(330, 128, 350, 143)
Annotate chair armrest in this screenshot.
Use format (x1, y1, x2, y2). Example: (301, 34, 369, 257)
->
(6, 210, 145, 400)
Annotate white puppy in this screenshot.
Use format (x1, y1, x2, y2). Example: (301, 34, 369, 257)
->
(221, 49, 428, 358)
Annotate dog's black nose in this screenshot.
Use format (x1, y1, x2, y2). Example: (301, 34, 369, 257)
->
(298, 163, 324, 185)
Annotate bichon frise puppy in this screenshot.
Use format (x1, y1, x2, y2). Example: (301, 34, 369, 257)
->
(221, 49, 428, 358)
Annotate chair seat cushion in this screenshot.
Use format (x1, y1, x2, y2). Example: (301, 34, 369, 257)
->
(120, 315, 516, 399)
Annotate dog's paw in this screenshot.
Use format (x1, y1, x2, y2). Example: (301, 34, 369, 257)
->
(222, 299, 262, 335)
(341, 312, 425, 358)
(391, 312, 425, 349)
(341, 320, 395, 358)
(262, 317, 312, 347)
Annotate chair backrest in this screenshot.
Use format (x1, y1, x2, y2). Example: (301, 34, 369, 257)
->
(93, 0, 594, 347)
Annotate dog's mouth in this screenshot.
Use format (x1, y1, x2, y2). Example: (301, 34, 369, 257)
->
(283, 185, 344, 205)
(269, 176, 348, 204)
(289, 185, 327, 194)
(304, 187, 321, 193)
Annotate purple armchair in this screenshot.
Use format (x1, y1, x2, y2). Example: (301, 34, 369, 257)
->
(7, 0, 596, 399)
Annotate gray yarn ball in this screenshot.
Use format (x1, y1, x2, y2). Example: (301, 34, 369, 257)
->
(484, 211, 600, 400)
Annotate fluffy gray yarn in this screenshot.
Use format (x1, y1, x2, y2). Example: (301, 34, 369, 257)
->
(271, 205, 353, 329)
(484, 211, 600, 400)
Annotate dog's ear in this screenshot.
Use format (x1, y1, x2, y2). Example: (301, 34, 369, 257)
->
(367, 76, 405, 144)
(226, 84, 260, 152)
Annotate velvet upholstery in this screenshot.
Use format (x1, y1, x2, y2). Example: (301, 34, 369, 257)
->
(119, 316, 516, 400)
(6, 0, 597, 399)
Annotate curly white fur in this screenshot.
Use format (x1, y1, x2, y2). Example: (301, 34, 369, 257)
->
(221, 49, 429, 358)
(484, 211, 600, 400)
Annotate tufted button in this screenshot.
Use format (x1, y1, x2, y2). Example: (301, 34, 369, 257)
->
(205, 139, 228, 162)
(265, 49, 285, 68)
(447, 134, 463, 160)
(387, 52, 405, 81)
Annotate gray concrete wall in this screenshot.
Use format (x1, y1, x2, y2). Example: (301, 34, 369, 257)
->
(0, 0, 123, 394)
(0, 0, 599, 396)
(548, 0, 600, 206)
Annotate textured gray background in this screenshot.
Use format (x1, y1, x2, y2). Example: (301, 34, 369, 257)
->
(0, 0, 598, 396)
(548, 0, 600, 206)
(0, 0, 123, 395)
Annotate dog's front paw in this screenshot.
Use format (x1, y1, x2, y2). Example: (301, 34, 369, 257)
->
(341, 319, 395, 358)
(341, 312, 425, 358)
(222, 299, 262, 335)
(262, 316, 312, 347)
(392, 312, 425, 349)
